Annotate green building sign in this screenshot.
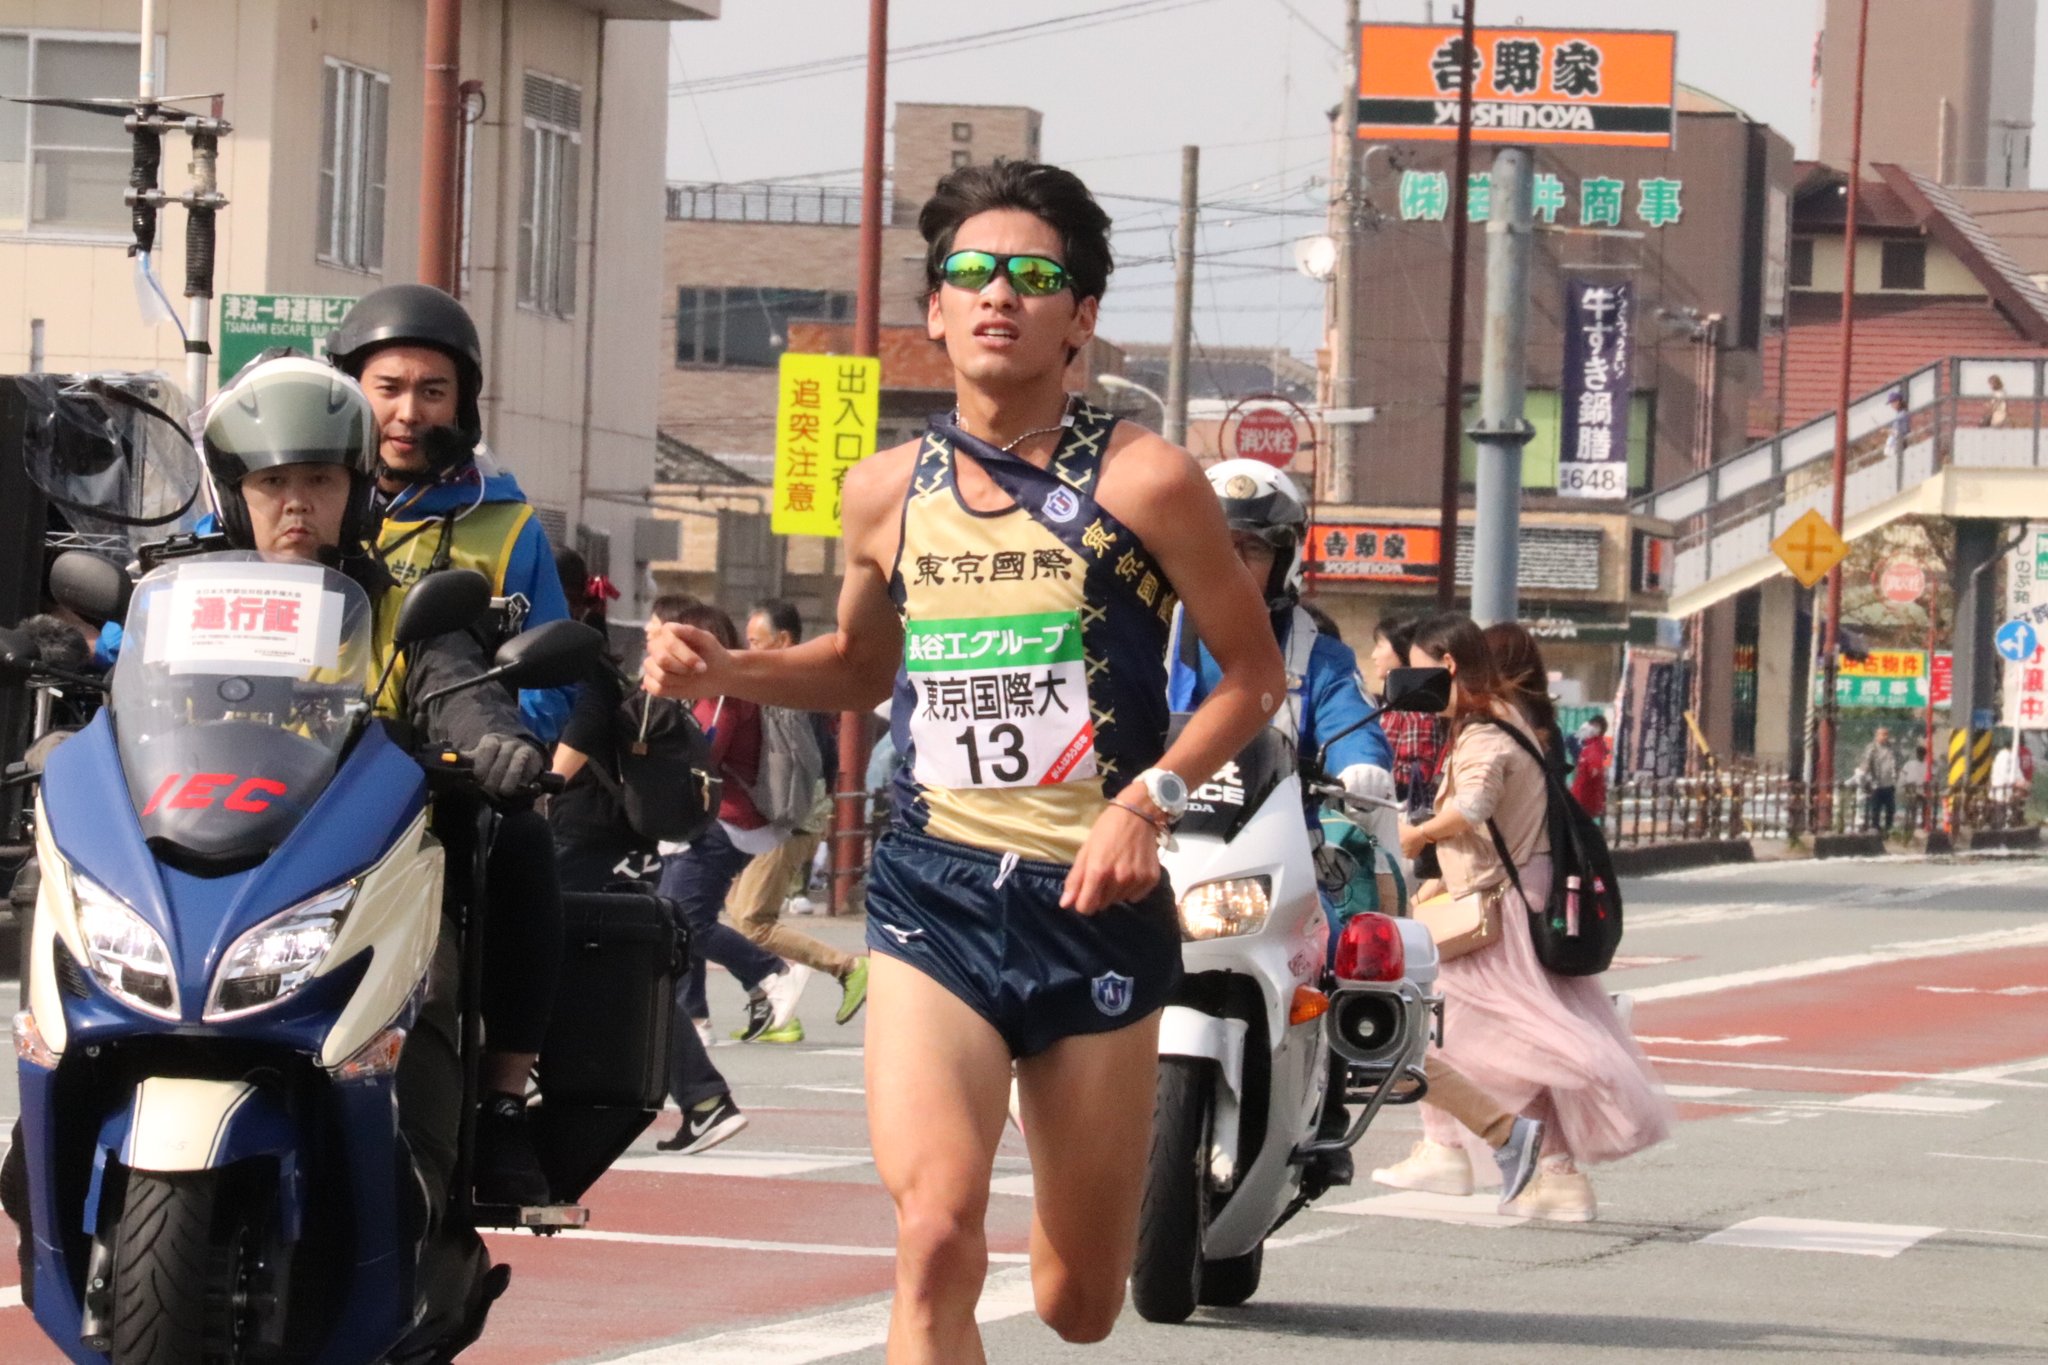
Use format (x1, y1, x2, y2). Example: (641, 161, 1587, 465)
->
(217, 293, 358, 387)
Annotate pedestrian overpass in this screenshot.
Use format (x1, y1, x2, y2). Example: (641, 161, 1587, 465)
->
(1637, 357, 2048, 618)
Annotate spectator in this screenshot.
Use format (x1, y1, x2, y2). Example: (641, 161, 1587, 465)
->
(1392, 613, 1670, 1222)
(1570, 715, 1612, 820)
(1370, 617, 1448, 822)
(1855, 726, 1899, 834)
(1985, 374, 2011, 429)
(1900, 743, 1930, 832)
(1481, 622, 1569, 769)
(1884, 390, 1910, 458)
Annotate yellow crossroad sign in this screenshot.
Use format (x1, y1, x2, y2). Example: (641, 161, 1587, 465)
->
(1771, 509, 1849, 589)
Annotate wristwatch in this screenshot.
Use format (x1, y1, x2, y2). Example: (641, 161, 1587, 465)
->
(1135, 767, 1189, 823)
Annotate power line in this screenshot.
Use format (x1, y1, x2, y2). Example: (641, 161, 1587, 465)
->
(669, 0, 1218, 98)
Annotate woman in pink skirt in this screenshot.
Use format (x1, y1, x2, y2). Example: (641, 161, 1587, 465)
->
(1390, 614, 1669, 1221)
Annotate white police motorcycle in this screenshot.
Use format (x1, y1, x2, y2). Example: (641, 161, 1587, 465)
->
(1131, 666, 1450, 1323)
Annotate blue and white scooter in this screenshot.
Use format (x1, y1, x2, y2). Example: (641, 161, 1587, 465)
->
(4, 548, 632, 1365)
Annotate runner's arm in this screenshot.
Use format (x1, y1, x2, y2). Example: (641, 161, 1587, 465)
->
(642, 448, 912, 710)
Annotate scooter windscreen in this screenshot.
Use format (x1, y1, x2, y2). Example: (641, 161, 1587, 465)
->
(1175, 717, 1294, 842)
(109, 552, 377, 867)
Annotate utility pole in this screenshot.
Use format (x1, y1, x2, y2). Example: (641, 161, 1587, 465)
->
(1816, 0, 1871, 826)
(419, 0, 460, 292)
(1435, 0, 1478, 609)
(831, 0, 888, 915)
(1468, 147, 1535, 626)
(1328, 0, 1362, 502)
(1164, 145, 1198, 446)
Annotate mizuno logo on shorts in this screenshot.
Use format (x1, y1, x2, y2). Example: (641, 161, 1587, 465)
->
(1091, 970, 1134, 1016)
(880, 922, 926, 946)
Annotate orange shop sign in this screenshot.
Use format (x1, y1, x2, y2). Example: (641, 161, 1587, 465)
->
(1309, 524, 1441, 585)
(1355, 25, 1677, 150)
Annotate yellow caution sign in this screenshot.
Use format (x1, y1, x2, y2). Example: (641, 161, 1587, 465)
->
(772, 353, 881, 538)
(1771, 509, 1849, 590)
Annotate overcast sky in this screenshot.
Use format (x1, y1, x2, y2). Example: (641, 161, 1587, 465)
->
(661, 2, 1858, 360)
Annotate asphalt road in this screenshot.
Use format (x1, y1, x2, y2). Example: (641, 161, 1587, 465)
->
(4, 853, 2047, 1362)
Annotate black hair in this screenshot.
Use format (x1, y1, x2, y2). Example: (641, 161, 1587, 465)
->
(659, 597, 739, 652)
(1586, 713, 1609, 735)
(1374, 616, 1415, 659)
(1300, 600, 1341, 643)
(750, 598, 803, 643)
(919, 159, 1114, 303)
(555, 546, 589, 599)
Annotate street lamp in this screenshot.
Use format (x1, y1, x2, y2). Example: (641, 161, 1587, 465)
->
(1098, 373, 1167, 419)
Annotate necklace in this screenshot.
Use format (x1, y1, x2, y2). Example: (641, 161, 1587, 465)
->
(953, 396, 1075, 452)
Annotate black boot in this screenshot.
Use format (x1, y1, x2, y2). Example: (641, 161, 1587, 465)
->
(473, 1093, 551, 1207)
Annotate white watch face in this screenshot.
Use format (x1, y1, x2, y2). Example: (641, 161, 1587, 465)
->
(1149, 769, 1188, 813)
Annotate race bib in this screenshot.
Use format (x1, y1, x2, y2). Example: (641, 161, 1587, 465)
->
(906, 610, 1096, 790)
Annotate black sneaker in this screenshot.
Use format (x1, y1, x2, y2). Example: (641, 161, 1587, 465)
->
(473, 1093, 551, 1207)
(657, 1094, 749, 1155)
(735, 993, 773, 1043)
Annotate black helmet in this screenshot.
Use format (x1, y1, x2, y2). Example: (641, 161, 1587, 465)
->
(204, 355, 378, 555)
(325, 284, 485, 444)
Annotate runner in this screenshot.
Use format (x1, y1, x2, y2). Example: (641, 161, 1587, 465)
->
(643, 159, 1283, 1359)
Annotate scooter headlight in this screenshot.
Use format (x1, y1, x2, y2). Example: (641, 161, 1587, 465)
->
(73, 872, 179, 1020)
(207, 882, 357, 1020)
(1178, 876, 1272, 941)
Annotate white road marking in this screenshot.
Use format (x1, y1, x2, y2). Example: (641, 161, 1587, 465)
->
(1630, 922, 2048, 1003)
(989, 1173, 1036, 1199)
(1701, 1217, 1940, 1258)
(1320, 1190, 1528, 1228)
(1644, 1055, 2048, 1090)
(1636, 1035, 1786, 1048)
(1628, 902, 1814, 930)
(1918, 984, 2048, 996)
(1948, 1226, 2048, 1242)
(1607, 954, 1685, 969)
(0, 1285, 18, 1310)
(1928, 1151, 2048, 1166)
(597, 1267, 1038, 1363)
(784, 1085, 867, 1096)
(811, 1047, 867, 1058)
(484, 1227, 1027, 1264)
(1265, 1225, 1354, 1250)
(1947, 1055, 2048, 1082)
(1664, 1084, 1748, 1099)
(1834, 1094, 1998, 1115)
(612, 1149, 870, 1179)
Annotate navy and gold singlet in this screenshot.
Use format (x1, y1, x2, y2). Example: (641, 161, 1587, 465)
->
(887, 401, 1177, 864)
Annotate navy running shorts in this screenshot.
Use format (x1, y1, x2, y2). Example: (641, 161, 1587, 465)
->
(865, 829, 1182, 1058)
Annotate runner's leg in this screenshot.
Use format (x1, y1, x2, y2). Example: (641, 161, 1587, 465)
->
(865, 953, 1011, 1365)
(1013, 1011, 1162, 1342)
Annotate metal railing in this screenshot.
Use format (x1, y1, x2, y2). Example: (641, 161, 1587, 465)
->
(664, 180, 890, 227)
(1599, 764, 2031, 846)
(1635, 356, 2048, 601)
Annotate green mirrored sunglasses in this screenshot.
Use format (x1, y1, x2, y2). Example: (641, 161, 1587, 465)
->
(940, 249, 1072, 297)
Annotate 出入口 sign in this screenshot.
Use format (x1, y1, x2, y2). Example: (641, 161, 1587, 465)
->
(1356, 24, 1677, 149)
(773, 353, 880, 537)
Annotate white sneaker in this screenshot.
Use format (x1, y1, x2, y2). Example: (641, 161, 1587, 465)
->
(1370, 1139, 1473, 1196)
(789, 895, 819, 916)
(762, 964, 814, 1031)
(1503, 1164, 1597, 1222)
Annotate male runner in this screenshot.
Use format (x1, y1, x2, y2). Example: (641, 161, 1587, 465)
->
(644, 160, 1283, 1360)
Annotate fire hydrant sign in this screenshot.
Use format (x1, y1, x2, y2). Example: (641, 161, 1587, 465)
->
(2003, 523, 2048, 729)
(217, 294, 358, 388)
(773, 353, 880, 538)
(148, 562, 342, 677)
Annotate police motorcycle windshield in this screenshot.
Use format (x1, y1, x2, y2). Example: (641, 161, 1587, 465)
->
(1169, 713, 1294, 843)
(110, 551, 375, 866)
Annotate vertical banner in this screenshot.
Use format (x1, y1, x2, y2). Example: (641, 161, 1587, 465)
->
(1557, 276, 1634, 499)
(773, 353, 881, 537)
(2002, 522, 2048, 729)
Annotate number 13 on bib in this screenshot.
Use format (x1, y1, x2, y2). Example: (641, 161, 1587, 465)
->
(907, 610, 1097, 789)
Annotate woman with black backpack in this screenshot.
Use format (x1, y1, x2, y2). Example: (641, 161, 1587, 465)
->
(1390, 615, 1668, 1223)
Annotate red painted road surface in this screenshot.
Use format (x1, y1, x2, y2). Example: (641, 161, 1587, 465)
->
(0, 940, 2041, 1361)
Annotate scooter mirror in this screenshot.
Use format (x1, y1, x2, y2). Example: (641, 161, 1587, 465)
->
(493, 619, 605, 690)
(391, 568, 493, 648)
(1382, 666, 1452, 715)
(47, 551, 132, 626)
(0, 626, 40, 682)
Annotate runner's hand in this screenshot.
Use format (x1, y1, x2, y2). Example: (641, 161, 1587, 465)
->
(642, 622, 729, 700)
(1062, 802, 1162, 915)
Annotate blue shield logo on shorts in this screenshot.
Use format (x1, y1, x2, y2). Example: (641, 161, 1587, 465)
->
(1091, 970, 1134, 1017)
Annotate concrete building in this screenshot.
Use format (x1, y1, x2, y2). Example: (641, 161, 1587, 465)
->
(0, 0, 710, 620)
(1815, 0, 2036, 189)
(1316, 88, 1796, 704)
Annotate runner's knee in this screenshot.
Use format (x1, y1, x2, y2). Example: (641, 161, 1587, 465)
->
(893, 1199, 988, 1294)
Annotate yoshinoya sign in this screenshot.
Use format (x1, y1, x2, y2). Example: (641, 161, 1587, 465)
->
(1355, 25, 1677, 149)
(1557, 276, 1633, 500)
(1310, 524, 1441, 583)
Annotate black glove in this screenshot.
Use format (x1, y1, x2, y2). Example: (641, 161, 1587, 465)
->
(469, 733, 543, 799)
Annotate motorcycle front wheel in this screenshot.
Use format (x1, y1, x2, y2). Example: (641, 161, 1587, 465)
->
(1131, 1056, 1212, 1324)
(1199, 1243, 1263, 1307)
(110, 1169, 266, 1365)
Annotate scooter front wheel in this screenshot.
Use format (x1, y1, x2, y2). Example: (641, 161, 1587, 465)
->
(110, 1169, 260, 1365)
(1131, 1057, 1211, 1324)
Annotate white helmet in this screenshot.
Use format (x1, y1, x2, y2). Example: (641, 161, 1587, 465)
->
(1207, 459, 1307, 609)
